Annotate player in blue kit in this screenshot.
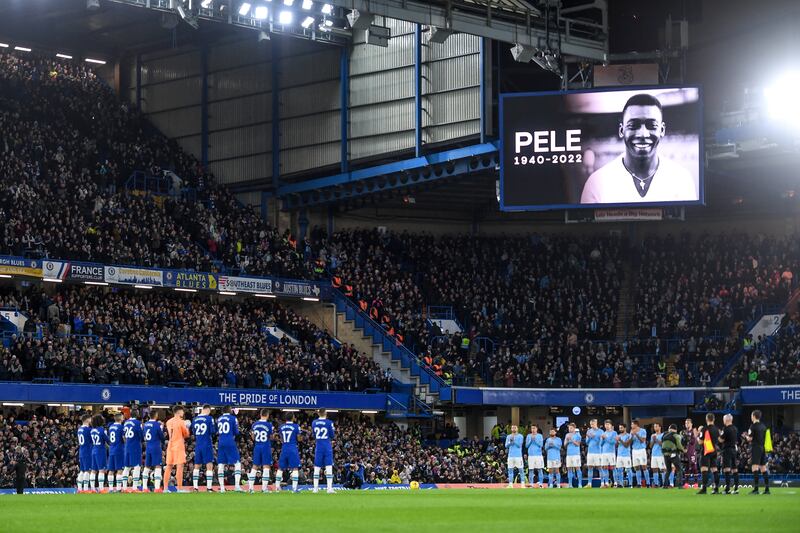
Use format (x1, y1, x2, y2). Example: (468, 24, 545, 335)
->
(585, 419, 603, 488)
(77, 414, 93, 492)
(276, 413, 302, 492)
(630, 419, 650, 487)
(504, 425, 524, 488)
(217, 406, 243, 492)
(615, 423, 634, 488)
(248, 409, 273, 493)
(191, 404, 216, 492)
(143, 410, 165, 492)
(122, 409, 143, 492)
(524, 425, 545, 488)
(312, 409, 335, 494)
(90, 415, 108, 492)
(106, 413, 125, 492)
(600, 420, 618, 488)
(545, 428, 563, 488)
(564, 423, 583, 488)
(650, 422, 666, 487)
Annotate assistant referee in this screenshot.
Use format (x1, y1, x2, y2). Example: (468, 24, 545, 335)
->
(746, 410, 770, 495)
(697, 413, 720, 494)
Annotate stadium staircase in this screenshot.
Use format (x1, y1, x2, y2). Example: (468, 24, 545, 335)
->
(615, 261, 636, 340)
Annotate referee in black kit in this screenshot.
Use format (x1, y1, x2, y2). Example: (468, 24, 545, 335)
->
(697, 413, 720, 494)
(719, 414, 739, 494)
(746, 410, 770, 495)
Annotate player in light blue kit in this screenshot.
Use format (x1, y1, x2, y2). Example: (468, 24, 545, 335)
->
(191, 404, 216, 492)
(585, 419, 603, 488)
(77, 414, 93, 492)
(122, 409, 143, 492)
(90, 414, 108, 492)
(142, 410, 165, 492)
(615, 423, 634, 488)
(650, 422, 666, 487)
(600, 419, 618, 488)
(312, 409, 336, 494)
(564, 423, 583, 488)
(545, 428, 563, 488)
(106, 413, 125, 492)
(504, 424, 524, 488)
(248, 409, 274, 493)
(216, 406, 243, 492)
(276, 413, 302, 492)
(631, 419, 650, 487)
(524, 425, 545, 488)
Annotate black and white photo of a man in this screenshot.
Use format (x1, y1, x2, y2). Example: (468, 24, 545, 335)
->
(580, 93, 697, 204)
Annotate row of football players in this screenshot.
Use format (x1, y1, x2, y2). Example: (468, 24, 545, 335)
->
(76, 405, 335, 493)
(505, 419, 676, 488)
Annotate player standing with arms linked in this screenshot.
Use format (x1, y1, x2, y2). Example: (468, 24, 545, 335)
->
(697, 413, 721, 494)
(600, 420, 617, 488)
(143, 410, 165, 492)
(585, 419, 603, 488)
(745, 410, 770, 495)
(76, 414, 93, 492)
(630, 419, 649, 487)
(545, 428, 563, 488)
(216, 406, 243, 492)
(89, 414, 108, 492)
(312, 409, 336, 494)
(564, 423, 582, 488)
(719, 414, 739, 494)
(191, 404, 216, 492)
(650, 423, 666, 488)
(107, 413, 125, 492)
(276, 413, 302, 492)
(504, 424, 524, 488)
(249, 409, 274, 493)
(524, 425, 545, 488)
(122, 409, 143, 492)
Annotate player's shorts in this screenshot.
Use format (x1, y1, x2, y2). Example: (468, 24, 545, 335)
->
(79, 453, 92, 471)
(632, 449, 648, 467)
(217, 445, 240, 465)
(507, 457, 523, 469)
(616, 456, 632, 468)
(601, 452, 616, 467)
(279, 448, 301, 470)
(194, 446, 215, 466)
(253, 445, 273, 467)
(166, 447, 186, 465)
(314, 446, 334, 468)
(546, 459, 562, 470)
(107, 452, 125, 471)
(124, 448, 142, 468)
(527, 455, 544, 470)
(650, 455, 666, 470)
(700, 452, 717, 468)
(751, 447, 766, 466)
(91, 451, 107, 471)
(722, 448, 737, 469)
(566, 456, 581, 468)
(586, 453, 601, 466)
(145, 449, 162, 468)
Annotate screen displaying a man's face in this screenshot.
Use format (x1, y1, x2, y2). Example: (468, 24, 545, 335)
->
(620, 105, 665, 162)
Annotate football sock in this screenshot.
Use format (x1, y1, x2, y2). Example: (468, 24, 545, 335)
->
(263, 468, 270, 492)
(193, 468, 200, 490)
(291, 470, 299, 491)
(313, 466, 321, 491)
(325, 466, 333, 491)
(217, 464, 226, 492)
(733, 471, 739, 491)
(275, 469, 283, 491)
(577, 469, 583, 487)
(154, 467, 162, 491)
(234, 462, 242, 488)
(644, 469, 651, 486)
(248, 469, 257, 491)
(206, 470, 213, 491)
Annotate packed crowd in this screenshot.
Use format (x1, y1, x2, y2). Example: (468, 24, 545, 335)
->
(0, 286, 391, 392)
(727, 317, 800, 387)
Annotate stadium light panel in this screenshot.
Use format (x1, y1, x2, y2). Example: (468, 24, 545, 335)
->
(326, 410, 339, 413)
(174, 288, 198, 293)
(239, 2, 251, 15)
(62, 404, 75, 408)
(134, 285, 154, 289)
(200, 0, 212, 7)
(765, 71, 800, 124)
(151, 405, 170, 409)
(301, 16, 314, 28)
(103, 405, 124, 410)
(324, 18, 333, 26)
(282, 408, 300, 412)
(302, 297, 319, 301)
(14, 46, 31, 52)
(85, 58, 106, 64)
(0, 43, 9, 48)
(255, 293, 276, 298)
(0, 274, 12, 278)
(47, 403, 62, 407)
(321, 3, 332, 14)
(278, 10, 293, 24)
(302, 0, 313, 9)
(2, 402, 24, 406)
(84, 281, 109, 286)
(237, 407, 258, 411)
(362, 410, 378, 414)
(254, 5, 268, 19)
(43, 278, 63, 283)
(56, 53, 73, 59)
(283, 0, 294, 5)
(219, 291, 238, 296)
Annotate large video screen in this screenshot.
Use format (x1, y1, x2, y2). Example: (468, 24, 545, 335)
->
(499, 86, 703, 211)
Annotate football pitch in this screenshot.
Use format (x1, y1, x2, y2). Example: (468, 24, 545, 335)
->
(2, 489, 799, 532)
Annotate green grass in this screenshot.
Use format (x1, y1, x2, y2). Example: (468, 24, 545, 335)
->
(3, 489, 798, 532)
